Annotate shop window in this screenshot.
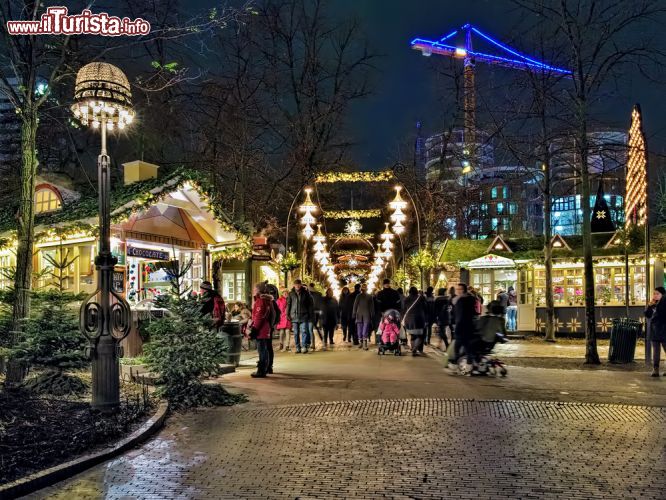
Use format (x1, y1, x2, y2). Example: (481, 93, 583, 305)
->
(519, 268, 533, 305)
(34, 187, 62, 214)
(179, 251, 204, 293)
(222, 271, 246, 303)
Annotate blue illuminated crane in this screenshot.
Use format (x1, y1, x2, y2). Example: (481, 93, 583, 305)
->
(411, 23, 571, 166)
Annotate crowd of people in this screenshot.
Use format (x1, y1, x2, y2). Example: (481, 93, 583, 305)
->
(235, 278, 512, 377)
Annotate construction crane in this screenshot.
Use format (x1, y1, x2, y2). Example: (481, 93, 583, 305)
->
(411, 23, 572, 168)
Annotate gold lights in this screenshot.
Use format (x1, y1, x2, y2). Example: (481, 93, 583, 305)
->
(625, 104, 648, 227)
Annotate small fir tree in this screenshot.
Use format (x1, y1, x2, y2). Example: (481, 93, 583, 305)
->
(144, 295, 244, 409)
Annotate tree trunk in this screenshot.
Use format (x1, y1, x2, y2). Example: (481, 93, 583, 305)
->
(537, 85, 556, 342)
(543, 161, 556, 342)
(11, 106, 39, 342)
(578, 108, 600, 364)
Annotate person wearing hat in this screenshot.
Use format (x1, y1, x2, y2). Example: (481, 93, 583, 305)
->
(200, 281, 225, 328)
(644, 286, 666, 377)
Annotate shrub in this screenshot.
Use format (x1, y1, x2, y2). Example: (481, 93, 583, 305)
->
(14, 290, 89, 396)
(144, 295, 245, 409)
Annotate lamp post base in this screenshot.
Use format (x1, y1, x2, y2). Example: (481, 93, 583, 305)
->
(91, 335, 122, 413)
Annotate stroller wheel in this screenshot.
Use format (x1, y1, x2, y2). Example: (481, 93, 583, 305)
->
(499, 366, 508, 377)
(458, 359, 472, 375)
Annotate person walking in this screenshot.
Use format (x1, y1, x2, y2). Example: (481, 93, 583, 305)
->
(644, 286, 666, 377)
(424, 286, 436, 345)
(339, 287, 352, 342)
(250, 283, 274, 378)
(347, 284, 361, 345)
(309, 283, 324, 351)
(287, 280, 314, 354)
(397, 287, 406, 312)
(506, 286, 518, 331)
(434, 287, 451, 349)
(403, 286, 427, 356)
(452, 283, 479, 369)
(321, 288, 339, 350)
(353, 284, 375, 350)
(448, 286, 457, 340)
(276, 287, 292, 351)
(375, 279, 402, 314)
(200, 281, 225, 328)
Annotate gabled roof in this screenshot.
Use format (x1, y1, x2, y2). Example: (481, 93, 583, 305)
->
(550, 234, 571, 251)
(0, 167, 250, 244)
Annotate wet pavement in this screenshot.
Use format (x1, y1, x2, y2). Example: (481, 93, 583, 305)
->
(32, 333, 666, 499)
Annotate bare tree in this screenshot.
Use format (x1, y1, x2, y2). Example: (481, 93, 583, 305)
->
(514, 0, 666, 363)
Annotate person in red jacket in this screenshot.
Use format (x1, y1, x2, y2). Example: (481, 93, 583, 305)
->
(250, 283, 274, 378)
(276, 287, 293, 351)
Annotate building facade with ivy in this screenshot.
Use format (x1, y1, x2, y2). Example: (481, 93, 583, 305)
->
(0, 161, 261, 305)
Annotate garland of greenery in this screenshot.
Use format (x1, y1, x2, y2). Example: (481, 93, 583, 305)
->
(210, 241, 253, 262)
(278, 252, 300, 273)
(332, 249, 370, 256)
(323, 209, 382, 219)
(329, 233, 375, 240)
(0, 167, 252, 253)
(315, 171, 393, 184)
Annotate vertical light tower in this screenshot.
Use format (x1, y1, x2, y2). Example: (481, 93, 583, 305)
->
(462, 24, 476, 166)
(72, 63, 135, 413)
(625, 104, 649, 303)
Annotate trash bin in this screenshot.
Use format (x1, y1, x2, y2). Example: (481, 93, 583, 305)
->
(608, 318, 641, 363)
(220, 321, 243, 367)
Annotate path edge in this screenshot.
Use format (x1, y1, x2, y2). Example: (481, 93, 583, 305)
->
(0, 400, 169, 499)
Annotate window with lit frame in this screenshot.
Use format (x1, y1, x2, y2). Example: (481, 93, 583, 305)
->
(34, 188, 62, 214)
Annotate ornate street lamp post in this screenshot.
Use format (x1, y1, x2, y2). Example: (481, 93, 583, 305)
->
(72, 63, 134, 413)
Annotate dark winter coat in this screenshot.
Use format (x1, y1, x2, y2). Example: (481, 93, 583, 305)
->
(287, 288, 314, 323)
(353, 292, 375, 324)
(434, 295, 451, 326)
(403, 294, 427, 331)
(375, 287, 402, 313)
(424, 293, 436, 324)
(339, 291, 352, 324)
(346, 290, 361, 321)
(321, 296, 340, 327)
(200, 289, 219, 316)
(645, 298, 666, 342)
(310, 290, 324, 311)
(454, 293, 478, 339)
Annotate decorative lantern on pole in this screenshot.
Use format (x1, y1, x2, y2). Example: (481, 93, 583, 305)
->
(71, 62, 134, 413)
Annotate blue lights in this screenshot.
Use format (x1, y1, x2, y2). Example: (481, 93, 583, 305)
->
(411, 23, 572, 76)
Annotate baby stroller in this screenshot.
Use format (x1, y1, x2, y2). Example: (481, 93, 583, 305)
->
(376, 309, 402, 356)
(448, 301, 508, 376)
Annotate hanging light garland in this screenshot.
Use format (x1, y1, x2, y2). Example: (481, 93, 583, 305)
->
(299, 188, 318, 240)
(315, 171, 393, 184)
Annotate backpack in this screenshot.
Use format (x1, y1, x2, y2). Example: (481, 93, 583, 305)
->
(212, 295, 226, 327)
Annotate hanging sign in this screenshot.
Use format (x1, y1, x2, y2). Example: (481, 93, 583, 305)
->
(127, 246, 169, 261)
(112, 270, 125, 293)
(466, 254, 515, 269)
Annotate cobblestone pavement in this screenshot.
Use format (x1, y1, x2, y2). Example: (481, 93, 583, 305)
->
(37, 399, 666, 499)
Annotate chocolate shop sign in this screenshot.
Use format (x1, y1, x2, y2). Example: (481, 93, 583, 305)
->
(126, 246, 170, 261)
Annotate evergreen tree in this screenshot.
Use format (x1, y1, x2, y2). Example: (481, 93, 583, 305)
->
(144, 295, 243, 409)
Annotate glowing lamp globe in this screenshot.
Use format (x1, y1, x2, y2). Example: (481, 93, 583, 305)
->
(71, 62, 134, 130)
(299, 189, 317, 213)
(389, 186, 408, 210)
(302, 223, 315, 239)
(392, 221, 405, 235)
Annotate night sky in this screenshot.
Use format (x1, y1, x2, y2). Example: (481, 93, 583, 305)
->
(334, 0, 666, 168)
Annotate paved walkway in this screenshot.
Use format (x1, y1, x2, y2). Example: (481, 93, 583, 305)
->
(34, 331, 666, 499)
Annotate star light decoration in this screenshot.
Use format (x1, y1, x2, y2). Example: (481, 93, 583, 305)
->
(345, 219, 363, 235)
(299, 188, 318, 240)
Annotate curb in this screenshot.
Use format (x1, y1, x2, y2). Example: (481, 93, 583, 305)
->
(0, 401, 169, 499)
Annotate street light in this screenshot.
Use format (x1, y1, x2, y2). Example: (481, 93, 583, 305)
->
(72, 62, 134, 413)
